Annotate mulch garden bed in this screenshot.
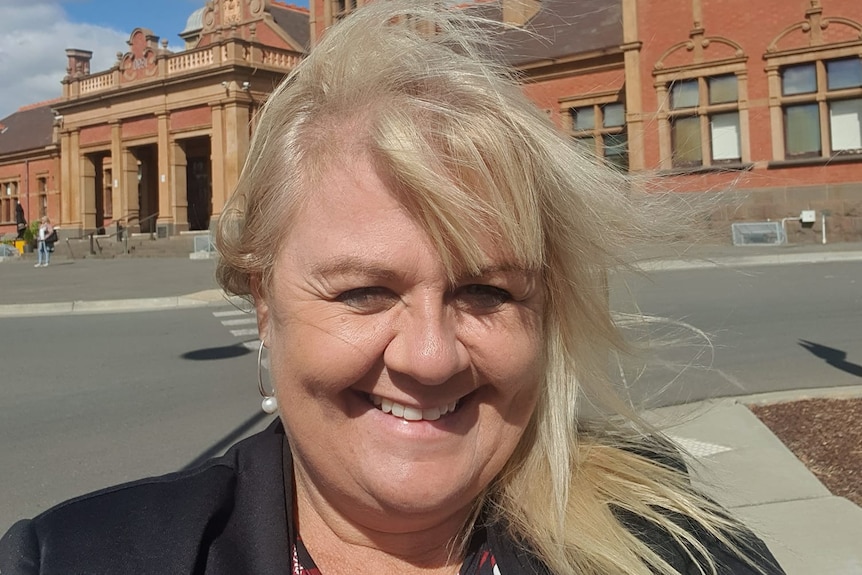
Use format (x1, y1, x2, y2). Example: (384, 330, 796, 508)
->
(749, 397, 862, 507)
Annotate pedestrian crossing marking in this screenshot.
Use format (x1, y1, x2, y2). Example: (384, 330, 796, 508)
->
(667, 435, 733, 458)
(230, 328, 259, 337)
(213, 309, 249, 318)
(221, 318, 258, 326)
(242, 341, 262, 351)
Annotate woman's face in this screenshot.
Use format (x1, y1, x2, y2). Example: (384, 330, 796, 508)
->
(255, 158, 544, 534)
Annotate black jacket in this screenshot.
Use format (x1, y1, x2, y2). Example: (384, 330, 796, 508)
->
(0, 422, 783, 574)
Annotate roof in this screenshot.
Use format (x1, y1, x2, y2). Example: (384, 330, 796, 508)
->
(181, 7, 205, 37)
(469, 0, 624, 66)
(270, 2, 311, 51)
(0, 102, 57, 157)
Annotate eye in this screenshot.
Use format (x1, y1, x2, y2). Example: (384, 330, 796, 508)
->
(455, 284, 512, 312)
(335, 287, 398, 313)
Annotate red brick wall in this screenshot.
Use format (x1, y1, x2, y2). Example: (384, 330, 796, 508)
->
(523, 67, 626, 127)
(171, 107, 211, 131)
(79, 124, 111, 146)
(311, 0, 327, 42)
(122, 115, 158, 140)
(0, 156, 59, 232)
(638, 0, 862, 181)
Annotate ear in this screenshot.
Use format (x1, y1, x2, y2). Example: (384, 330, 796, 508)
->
(250, 275, 273, 346)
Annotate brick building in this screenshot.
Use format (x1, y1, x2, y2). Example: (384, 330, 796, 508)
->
(1, 0, 860, 242)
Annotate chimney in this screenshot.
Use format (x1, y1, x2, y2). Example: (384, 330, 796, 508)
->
(502, 0, 541, 26)
(65, 49, 93, 78)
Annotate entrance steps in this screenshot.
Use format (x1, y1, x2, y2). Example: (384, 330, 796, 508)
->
(42, 234, 205, 260)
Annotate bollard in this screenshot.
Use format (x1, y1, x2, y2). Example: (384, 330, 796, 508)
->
(89, 233, 96, 255)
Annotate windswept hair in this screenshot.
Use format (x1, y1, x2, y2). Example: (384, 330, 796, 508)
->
(217, 2, 773, 574)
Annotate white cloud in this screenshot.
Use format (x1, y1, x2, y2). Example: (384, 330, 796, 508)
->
(0, 2, 127, 119)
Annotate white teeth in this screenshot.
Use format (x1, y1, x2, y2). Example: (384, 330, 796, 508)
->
(369, 395, 458, 421)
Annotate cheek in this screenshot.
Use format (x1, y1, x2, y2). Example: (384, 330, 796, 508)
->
(470, 314, 544, 388)
(267, 311, 392, 396)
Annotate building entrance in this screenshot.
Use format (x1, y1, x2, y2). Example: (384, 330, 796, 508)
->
(132, 144, 159, 234)
(182, 137, 212, 231)
(83, 151, 110, 234)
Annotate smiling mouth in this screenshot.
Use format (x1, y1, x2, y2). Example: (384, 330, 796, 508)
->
(369, 394, 459, 422)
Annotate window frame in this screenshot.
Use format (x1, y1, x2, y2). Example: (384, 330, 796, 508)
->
(1, 180, 20, 224)
(665, 74, 743, 168)
(766, 48, 862, 162)
(561, 92, 629, 171)
(332, 0, 358, 20)
(654, 60, 749, 172)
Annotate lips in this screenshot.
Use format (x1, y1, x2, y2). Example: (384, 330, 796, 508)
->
(369, 394, 459, 422)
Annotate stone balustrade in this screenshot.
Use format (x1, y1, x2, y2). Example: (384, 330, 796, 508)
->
(68, 41, 302, 97)
(167, 49, 214, 74)
(79, 72, 116, 95)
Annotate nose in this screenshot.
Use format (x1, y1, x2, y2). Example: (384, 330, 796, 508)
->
(383, 301, 470, 386)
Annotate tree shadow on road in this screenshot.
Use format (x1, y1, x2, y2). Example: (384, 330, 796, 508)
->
(798, 339, 862, 378)
(182, 343, 252, 360)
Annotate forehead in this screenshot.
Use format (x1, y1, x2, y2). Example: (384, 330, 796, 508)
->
(286, 158, 523, 279)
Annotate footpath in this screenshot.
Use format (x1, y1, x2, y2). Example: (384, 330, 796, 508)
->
(2, 246, 862, 573)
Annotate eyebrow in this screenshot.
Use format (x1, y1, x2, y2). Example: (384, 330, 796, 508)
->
(309, 257, 402, 282)
(310, 256, 535, 282)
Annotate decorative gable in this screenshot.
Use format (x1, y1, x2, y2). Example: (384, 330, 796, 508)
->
(119, 29, 161, 82)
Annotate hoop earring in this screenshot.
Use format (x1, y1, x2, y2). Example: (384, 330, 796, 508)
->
(258, 340, 278, 414)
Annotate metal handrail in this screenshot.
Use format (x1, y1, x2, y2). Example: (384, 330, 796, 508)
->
(63, 212, 161, 258)
(104, 212, 160, 254)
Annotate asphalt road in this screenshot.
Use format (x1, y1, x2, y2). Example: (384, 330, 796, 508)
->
(1, 260, 860, 532)
(0, 305, 272, 532)
(612, 260, 862, 406)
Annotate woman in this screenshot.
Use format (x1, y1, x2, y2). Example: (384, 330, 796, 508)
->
(35, 216, 54, 267)
(0, 2, 783, 574)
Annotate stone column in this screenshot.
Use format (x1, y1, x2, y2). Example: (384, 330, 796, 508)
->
(81, 154, 97, 233)
(621, 0, 645, 171)
(120, 148, 140, 228)
(59, 130, 73, 227)
(171, 140, 189, 232)
(766, 68, 784, 162)
(210, 105, 226, 218)
(68, 130, 83, 232)
(157, 112, 172, 233)
(223, 102, 250, 205)
(110, 121, 124, 222)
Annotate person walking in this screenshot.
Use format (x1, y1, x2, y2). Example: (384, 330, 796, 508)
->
(35, 216, 54, 268)
(15, 201, 27, 240)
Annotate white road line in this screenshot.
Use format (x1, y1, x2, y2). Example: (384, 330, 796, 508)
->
(242, 340, 262, 351)
(221, 318, 258, 327)
(213, 310, 248, 317)
(230, 328, 259, 337)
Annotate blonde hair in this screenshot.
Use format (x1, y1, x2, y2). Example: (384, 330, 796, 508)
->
(217, 3, 772, 574)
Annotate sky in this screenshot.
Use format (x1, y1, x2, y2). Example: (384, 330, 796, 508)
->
(0, 0, 309, 121)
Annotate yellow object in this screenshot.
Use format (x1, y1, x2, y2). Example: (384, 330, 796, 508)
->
(13, 240, 25, 254)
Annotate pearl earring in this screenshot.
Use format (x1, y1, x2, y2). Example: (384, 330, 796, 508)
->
(257, 340, 278, 414)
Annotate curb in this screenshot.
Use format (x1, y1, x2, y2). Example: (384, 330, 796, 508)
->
(636, 250, 862, 271)
(0, 290, 241, 318)
(733, 384, 862, 406)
